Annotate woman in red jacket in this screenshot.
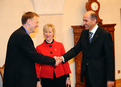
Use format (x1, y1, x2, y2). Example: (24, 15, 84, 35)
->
(35, 24, 71, 87)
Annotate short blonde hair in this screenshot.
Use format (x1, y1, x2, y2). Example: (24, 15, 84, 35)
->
(43, 24, 56, 38)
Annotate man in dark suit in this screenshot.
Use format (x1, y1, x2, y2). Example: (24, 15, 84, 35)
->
(3, 11, 61, 87)
(61, 11, 115, 87)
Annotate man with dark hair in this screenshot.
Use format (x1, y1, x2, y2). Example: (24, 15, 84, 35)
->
(60, 11, 115, 87)
(3, 11, 61, 87)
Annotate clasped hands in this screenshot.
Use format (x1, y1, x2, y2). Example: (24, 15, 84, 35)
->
(54, 56, 63, 66)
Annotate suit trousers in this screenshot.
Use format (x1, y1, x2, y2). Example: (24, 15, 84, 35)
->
(84, 65, 93, 87)
(41, 71, 67, 87)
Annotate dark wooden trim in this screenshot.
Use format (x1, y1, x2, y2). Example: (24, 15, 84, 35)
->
(0, 64, 4, 81)
(115, 79, 121, 87)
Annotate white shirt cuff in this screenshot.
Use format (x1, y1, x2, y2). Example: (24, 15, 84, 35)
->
(61, 56, 65, 62)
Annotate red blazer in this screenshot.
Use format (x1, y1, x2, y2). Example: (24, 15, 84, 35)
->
(35, 40, 71, 79)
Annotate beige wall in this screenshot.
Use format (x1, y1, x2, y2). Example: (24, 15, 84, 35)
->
(0, 0, 121, 87)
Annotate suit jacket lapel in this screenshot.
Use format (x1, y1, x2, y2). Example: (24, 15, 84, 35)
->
(89, 27, 101, 46)
(84, 30, 90, 49)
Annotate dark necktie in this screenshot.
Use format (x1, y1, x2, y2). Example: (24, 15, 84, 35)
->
(89, 32, 93, 43)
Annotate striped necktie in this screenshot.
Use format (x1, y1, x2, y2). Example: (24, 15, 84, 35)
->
(89, 32, 93, 43)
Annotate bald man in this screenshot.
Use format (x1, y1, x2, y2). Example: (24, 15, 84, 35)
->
(62, 11, 115, 87)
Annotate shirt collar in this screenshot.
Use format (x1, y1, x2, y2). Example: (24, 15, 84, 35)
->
(22, 26, 29, 35)
(89, 24, 98, 34)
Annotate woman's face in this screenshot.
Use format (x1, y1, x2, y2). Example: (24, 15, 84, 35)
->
(44, 27, 54, 43)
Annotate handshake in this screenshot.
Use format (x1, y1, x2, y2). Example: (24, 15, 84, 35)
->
(54, 56, 63, 66)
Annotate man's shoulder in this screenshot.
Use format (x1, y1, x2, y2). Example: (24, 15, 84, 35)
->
(9, 26, 28, 41)
(99, 26, 110, 34)
(81, 29, 88, 35)
(11, 26, 25, 35)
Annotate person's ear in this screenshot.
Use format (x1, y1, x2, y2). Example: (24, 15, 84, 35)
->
(27, 19, 31, 25)
(93, 19, 97, 24)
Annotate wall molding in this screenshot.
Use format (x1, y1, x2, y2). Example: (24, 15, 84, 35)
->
(32, 0, 65, 15)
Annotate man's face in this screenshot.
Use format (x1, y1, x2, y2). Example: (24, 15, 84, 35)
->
(29, 16, 39, 33)
(83, 13, 96, 31)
